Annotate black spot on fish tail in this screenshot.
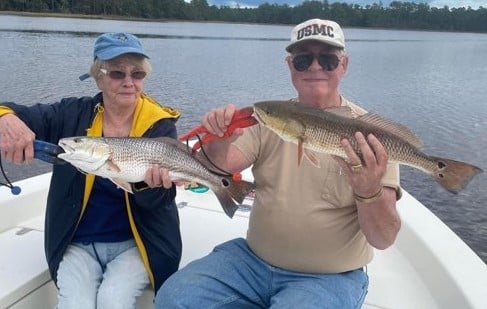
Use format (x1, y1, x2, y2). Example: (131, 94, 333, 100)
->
(213, 178, 254, 218)
(222, 178, 230, 187)
(430, 156, 482, 194)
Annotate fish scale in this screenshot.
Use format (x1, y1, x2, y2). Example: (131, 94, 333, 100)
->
(253, 100, 482, 194)
(58, 136, 254, 218)
(106, 138, 215, 183)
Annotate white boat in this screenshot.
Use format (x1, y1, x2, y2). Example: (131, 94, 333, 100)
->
(1, 171, 487, 309)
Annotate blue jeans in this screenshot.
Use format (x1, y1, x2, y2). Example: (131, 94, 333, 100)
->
(56, 239, 149, 309)
(156, 238, 368, 308)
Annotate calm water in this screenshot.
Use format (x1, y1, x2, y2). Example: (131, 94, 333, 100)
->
(1, 15, 486, 263)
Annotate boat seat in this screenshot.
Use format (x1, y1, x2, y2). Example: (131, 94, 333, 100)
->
(0, 215, 154, 308)
(3, 174, 486, 308)
(0, 222, 55, 308)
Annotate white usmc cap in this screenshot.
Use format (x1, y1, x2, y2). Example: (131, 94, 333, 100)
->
(286, 19, 345, 52)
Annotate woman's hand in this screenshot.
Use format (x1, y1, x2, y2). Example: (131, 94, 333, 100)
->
(144, 165, 174, 189)
(0, 114, 36, 164)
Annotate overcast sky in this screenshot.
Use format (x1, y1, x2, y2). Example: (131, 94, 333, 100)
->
(208, 0, 485, 9)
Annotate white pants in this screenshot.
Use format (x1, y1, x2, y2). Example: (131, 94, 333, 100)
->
(56, 239, 149, 309)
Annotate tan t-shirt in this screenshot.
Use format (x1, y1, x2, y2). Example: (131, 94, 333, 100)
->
(233, 98, 401, 273)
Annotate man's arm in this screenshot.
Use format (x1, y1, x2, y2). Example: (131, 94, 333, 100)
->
(335, 131, 401, 249)
(196, 103, 251, 174)
(356, 187, 401, 249)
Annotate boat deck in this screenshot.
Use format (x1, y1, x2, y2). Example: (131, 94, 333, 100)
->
(1, 173, 487, 308)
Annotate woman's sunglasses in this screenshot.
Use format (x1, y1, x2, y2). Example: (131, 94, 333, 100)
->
(291, 53, 342, 72)
(100, 69, 147, 80)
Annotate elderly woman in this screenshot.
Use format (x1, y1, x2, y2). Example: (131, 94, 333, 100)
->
(0, 33, 182, 309)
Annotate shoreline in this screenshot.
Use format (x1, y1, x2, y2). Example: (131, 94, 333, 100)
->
(1, 10, 482, 34)
(0, 10, 171, 23)
(0, 11, 286, 28)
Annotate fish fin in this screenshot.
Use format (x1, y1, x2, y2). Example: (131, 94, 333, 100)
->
(298, 139, 304, 166)
(429, 156, 482, 193)
(106, 159, 121, 173)
(75, 168, 88, 175)
(297, 137, 321, 167)
(214, 178, 255, 217)
(357, 113, 423, 149)
(324, 106, 357, 119)
(304, 150, 321, 168)
(213, 188, 240, 218)
(154, 136, 193, 154)
(225, 179, 255, 204)
(110, 178, 133, 193)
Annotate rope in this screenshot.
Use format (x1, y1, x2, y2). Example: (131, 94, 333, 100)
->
(0, 153, 21, 195)
(184, 135, 236, 178)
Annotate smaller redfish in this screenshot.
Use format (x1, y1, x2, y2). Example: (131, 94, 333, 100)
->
(58, 136, 254, 218)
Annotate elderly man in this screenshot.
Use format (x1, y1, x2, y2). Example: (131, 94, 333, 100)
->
(156, 18, 402, 309)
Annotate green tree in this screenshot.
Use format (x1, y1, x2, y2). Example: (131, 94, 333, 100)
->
(2, 0, 487, 33)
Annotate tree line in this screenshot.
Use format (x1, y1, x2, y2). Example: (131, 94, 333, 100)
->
(2, 0, 487, 33)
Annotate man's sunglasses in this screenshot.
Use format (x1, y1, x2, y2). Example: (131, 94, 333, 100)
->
(100, 69, 147, 80)
(291, 53, 342, 72)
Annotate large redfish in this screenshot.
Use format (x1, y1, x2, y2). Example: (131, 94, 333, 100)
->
(58, 136, 254, 218)
(253, 100, 482, 193)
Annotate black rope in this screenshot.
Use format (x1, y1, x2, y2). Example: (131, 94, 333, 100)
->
(91, 242, 106, 272)
(0, 153, 21, 195)
(185, 135, 234, 178)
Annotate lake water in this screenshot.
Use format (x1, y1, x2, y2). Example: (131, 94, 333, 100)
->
(1, 15, 486, 263)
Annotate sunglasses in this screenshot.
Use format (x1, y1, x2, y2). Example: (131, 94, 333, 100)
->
(100, 69, 147, 80)
(291, 53, 342, 72)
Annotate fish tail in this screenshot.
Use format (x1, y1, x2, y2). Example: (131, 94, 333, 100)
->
(213, 188, 240, 218)
(226, 179, 255, 204)
(213, 179, 255, 218)
(430, 156, 483, 193)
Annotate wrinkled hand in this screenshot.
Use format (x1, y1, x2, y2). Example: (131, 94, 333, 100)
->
(0, 114, 36, 164)
(334, 132, 388, 198)
(144, 165, 175, 189)
(202, 104, 244, 141)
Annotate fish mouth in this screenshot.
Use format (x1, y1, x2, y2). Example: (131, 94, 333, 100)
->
(58, 140, 75, 154)
(252, 108, 266, 125)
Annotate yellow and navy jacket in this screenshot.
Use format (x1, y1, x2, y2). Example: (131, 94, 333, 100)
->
(0, 93, 182, 293)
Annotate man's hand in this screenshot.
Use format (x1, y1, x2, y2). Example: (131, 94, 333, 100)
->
(202, 104, 244, 141)
(334, 132, 388, 198)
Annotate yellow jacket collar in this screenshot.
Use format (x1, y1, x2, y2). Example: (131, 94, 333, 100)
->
(86, 93, 180, 137)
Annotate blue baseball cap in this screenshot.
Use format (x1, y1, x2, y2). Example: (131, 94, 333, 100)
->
(79, 32, 149, 81)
